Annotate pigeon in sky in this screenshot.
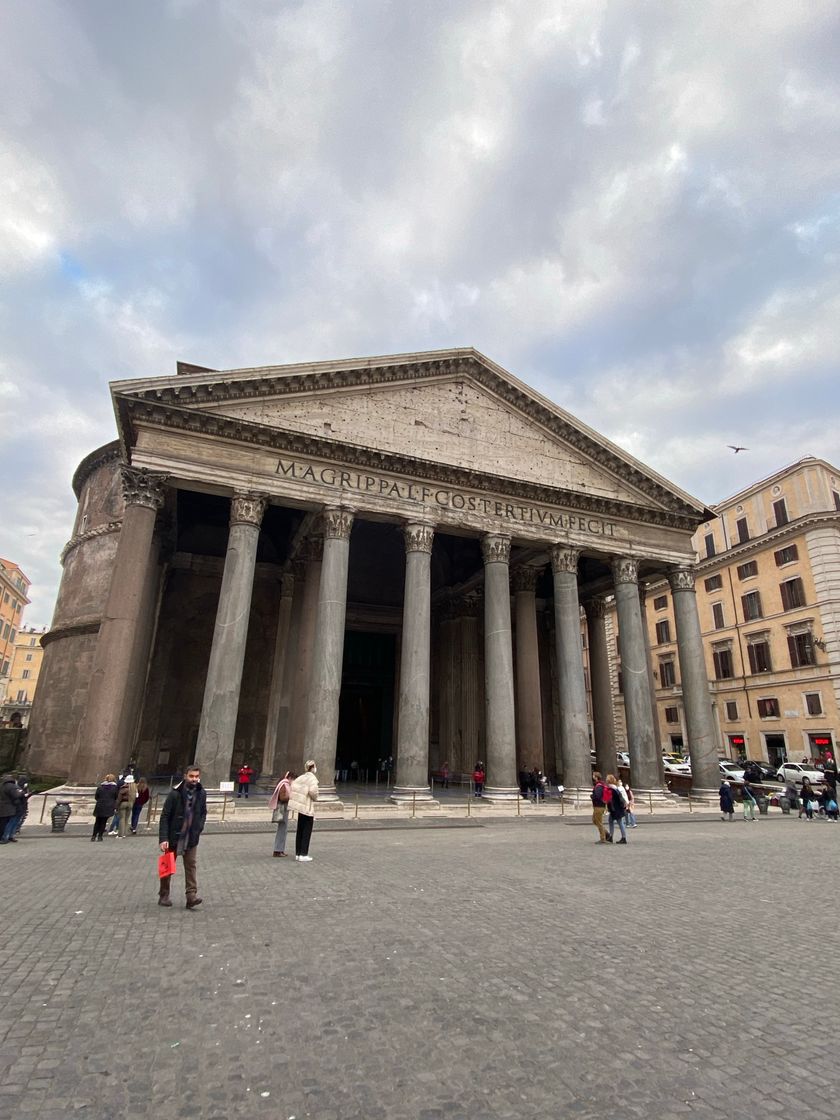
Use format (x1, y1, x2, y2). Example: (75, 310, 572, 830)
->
(727, 445, 749, 453)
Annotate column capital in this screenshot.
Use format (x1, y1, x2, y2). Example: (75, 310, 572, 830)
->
(120, 465, 168, 511)
(668, 565, 696, 592)
(280, 571, 295, 599)
(322, 507, 354, 540)
(550, 545, 580, 575)
(584, 596, 609, 621)
(512, 565, 539, 593)
(403, 522, 435, 554)
(458, 590, 484, 618)
(230, 492, 267, 528)
(299, 535, 323, 564)
(482, 534, 511, 565)
(612, 556, 639, 585)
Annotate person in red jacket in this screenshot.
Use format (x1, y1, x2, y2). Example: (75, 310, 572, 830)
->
(472, 763, 485, 797)
(237, 763, 255, 798)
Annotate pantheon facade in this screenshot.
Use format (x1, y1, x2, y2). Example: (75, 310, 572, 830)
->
(27, 349, 720, 799)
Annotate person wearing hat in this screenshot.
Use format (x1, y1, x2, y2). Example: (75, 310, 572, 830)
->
(289, 760, 319, 862)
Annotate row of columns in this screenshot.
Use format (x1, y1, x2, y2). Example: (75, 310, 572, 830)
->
(72, 469, 720, 798)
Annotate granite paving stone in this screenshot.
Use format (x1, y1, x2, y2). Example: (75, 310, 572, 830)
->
(0, 816, 836, 1117)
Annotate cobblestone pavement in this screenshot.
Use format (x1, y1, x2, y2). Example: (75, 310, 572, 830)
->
(1, 816, 836, 1119)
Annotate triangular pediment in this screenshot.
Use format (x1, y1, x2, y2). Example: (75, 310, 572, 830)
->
(112, 349, 709, 520)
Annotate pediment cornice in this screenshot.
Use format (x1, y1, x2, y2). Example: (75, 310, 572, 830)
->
(122, 396, 702, 531)
(113, 351, 709, 521)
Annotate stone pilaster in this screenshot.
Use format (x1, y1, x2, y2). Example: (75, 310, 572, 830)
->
(303, 508, 354, 802)
(612, 556, 662, 794)
(71, 467, 167, 784)
(513, 566, 544, 773)
(669, 565, 720, 795)
(550, 546, 590, 792)
(392, 523, 436, 803)
(195, 492, 267, 788)
(584, 596, 617, 779)
(481, 534, 518, 799)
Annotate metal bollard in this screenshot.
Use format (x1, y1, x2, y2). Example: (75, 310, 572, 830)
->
(516, 794, 521, 817)
(354, 793, 359, 820)
(466, 795, 471, 818)
(687, 794, 693, 813)
(648, 792, 653, 814)
(411, 791, 416, 819)
(221, 792, 228, 822)
(40, 793, 48, 824)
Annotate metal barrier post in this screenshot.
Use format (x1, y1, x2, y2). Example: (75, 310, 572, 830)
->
(411, 791, 416, 819)
(354, 793, 359, 820)
(648, 792, 653, 814)
(39, 794, 48, 824)
(221, 792, 228, 822)
(516, 794, 521, 817)
(687, 793, 693, 813)
(560, 793, 565, 816)
(466, 794, 471, 818)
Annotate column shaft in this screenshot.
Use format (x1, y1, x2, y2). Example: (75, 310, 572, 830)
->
(195, 493, 266, 788)
(481, 536, 518, 798)
(513, 567, 543, 772)
(613, 558, 661, 792)
(551, 547, 590, 791)
(72, 468, 166, 784)
(670, 566, 720, 793)
(585, 597, 617, 778)
(261, 572, 295, 777)
(303, 508, 354, 801)
(286, 543, 322, 773)
(392, 524, 435, 801)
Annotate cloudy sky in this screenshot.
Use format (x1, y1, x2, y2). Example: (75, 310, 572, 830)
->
(2, 0, 840, 625)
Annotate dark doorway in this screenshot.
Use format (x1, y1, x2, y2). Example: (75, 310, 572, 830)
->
(337, 631, 396, 779)
(765, 734, 787, 768)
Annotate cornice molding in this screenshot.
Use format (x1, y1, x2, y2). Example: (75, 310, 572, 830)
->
(61, 521, 122, 565)
(41, 619, 102, 647)
(120, 397, 703, 531)
(72, 441, 122, 499)
(695, 510, 840, 573)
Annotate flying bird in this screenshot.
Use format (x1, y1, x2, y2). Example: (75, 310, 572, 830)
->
(728, 445, 749, 453)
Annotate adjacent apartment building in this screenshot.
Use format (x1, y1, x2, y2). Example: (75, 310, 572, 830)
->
(0, 559, 31, 706)
(1, 626, 48, 726)
(642, 457, 840, 767)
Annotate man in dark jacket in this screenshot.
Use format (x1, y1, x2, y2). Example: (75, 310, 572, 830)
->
(158, 764, 207, 909)
(1, 773, 24, 844)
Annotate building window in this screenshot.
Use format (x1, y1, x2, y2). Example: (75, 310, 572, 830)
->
(29, 638, 36, 647)
(774, 544, 799, 566)
(21, 669, 30, 680)
(659, 660, 676, 687)
(653, 595, 667, 610)
(834, 491, 840, 511)
(704, 533, 716, 558)
(805, 692, 823, 716)
(713, 648, 734, 680)
(16, 689, 26, 702)
(25, 654, 32, 662)
(747, 640, 772, 673)
(741, 591, 763, 622)
(773, 498, 789, 527)
(788, 631, 816, 668)
(664, 706, 679, 724)
(9, 629, 15, 642)
(757, 697, 780, 718)
(712, 602, 725, 629)
(736, 517, 750, 544)
(737, 560, 758, 579)
(1, 660, 9, 677)
(655, 620, 671, 644)
(780, 577, 806, 611)
(704, 574, 723, 592)
(617, 670, 623, 694)
(725, 700, 739, 721)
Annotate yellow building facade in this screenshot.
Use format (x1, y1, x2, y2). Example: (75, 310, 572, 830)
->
(2, 626, 47, 726)
(641, 457, 840, 767)
(0, 559, 31, 713)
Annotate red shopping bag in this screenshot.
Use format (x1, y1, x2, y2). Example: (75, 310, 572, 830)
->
(158, 851, 176, 878)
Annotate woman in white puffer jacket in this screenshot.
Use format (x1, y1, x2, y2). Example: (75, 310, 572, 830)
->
(289, 760, 319, 862)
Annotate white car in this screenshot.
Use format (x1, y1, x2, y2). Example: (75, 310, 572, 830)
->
(776, 762, 825, 785)
(617, 752, 630, 767)
(663, 757, 691, 774)
(719, 760, 745, 782)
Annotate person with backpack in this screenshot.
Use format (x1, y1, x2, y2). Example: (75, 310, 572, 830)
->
(606, 773, 629, 844)
(741, 779, 758, 821)
(591, 771, 608, 844)
(269, 770, 295, 857)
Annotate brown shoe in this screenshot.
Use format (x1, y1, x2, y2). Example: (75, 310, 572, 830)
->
(273, 851, 286, 858)
(186, 897, 203, 909)
(158, 897, 172, 907)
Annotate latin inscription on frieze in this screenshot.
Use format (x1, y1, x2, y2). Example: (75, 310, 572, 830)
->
(276, 457, 617, 538)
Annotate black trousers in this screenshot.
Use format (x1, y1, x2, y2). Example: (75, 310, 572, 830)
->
(92, 815, 109, 839)
(295, 813, 314, 856)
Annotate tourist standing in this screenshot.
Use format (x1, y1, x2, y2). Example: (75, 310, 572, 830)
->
(800, 778, 818, 820)
(0, 773, 24, 844)
(269, 771, 294, 857)
(115, 779, 133, 837)
(13, 774, 31, 837)
(741, 780, 758, 821)
(158, 764, 207, 908)
(591, 771, 608, 844)
(606, 773, 628, 844)
(623, 780, 637, 828)
(131, 779, 150, 834)
(472, 763, 485, 797)
(719, 780, 735, 821)
(237, 763, 255, 798)
(440, 761, 450, 790)
(92, 775, 118, 841)
(290, 760, 319, 862)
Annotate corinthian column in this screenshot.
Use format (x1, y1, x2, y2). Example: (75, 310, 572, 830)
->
(513, 566, 543, 772)
(584, 596, 616, 779)
(481, 534, 518, 799)
(303, 507, 354, 802)
(669, 565, 720, 794)
(551, 546, 590, 792)
(612, 556, 661, 793)
(392, 522, 435, 803)
(195, 492, 267, 788)
(72, 466, 167, 784)
(261, 570, 296, 777)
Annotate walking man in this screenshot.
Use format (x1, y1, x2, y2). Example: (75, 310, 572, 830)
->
(158, 764, 207, 909)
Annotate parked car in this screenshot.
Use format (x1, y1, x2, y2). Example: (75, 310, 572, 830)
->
(617, 752, 630, 767)
(719, 760, 745, 782)
(776, 762, 825, 785)
(663, 756, 691, 774)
